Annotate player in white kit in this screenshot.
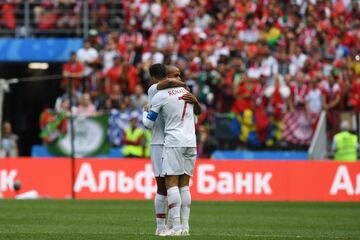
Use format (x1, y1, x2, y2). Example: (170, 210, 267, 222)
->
(146, 63, 189, 235)
(143, 67, 200, 236)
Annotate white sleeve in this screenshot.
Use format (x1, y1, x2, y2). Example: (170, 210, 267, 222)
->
(143, 92, 163, 129)
(147, 84, 158, 102)
(142, 111, 152, 129)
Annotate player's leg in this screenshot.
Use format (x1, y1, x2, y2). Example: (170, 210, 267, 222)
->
(160, 147, 183, 236)
(154, 177, 167, 234)
(179, 174, 191, 235)
(150, 145, 167, 235)
(179, 147, 197, 235)
(165, 175, 182, 234)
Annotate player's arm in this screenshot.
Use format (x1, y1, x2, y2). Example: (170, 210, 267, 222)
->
(181, 92, 202, 115)
(156, 78, 187, 90)
(143, 94, 163, 129)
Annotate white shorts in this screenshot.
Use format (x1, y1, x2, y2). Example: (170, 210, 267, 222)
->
(162, 147, 197, 176)
(150, 145, 164, 177)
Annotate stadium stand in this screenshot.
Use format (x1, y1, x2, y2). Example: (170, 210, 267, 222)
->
(1, 0, 359, 158)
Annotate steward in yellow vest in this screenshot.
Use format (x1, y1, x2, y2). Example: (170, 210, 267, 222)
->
(332, 121, 358, 162)
(122, 114, 144, 158)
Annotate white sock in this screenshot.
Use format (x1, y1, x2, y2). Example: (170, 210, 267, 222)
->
(155, 194, 166, 230)
(167, 186, 181, 231)
(180, 186, 191, 230)
(166, 198, 173, 228)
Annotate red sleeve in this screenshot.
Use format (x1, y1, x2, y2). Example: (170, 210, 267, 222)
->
(76, 63, 84, 74)
(63, 63, 69, 72)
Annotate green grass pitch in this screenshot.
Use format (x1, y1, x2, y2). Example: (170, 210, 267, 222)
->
(0, 200, 359, 239)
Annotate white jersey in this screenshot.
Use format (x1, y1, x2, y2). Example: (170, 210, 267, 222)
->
(147, 84, 165, 145)
(150, 87, 196, 147)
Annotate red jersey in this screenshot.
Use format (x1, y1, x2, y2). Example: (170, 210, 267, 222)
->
(62, 61, 84, 88)
(290, 83, 309, 108)
(231, 81, 254, 114)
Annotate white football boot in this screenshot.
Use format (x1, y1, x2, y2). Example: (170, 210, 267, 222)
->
(159, 228, 182, 236)
(181, 228, 189, 236)
(155, 228, 167, 236)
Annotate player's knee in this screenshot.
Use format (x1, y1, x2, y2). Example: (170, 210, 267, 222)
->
(165, 176, 179, 189)
(179, 174, 190, 188)
(156, 177, 167, 195)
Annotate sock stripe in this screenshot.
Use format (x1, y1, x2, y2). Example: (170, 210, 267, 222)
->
(156, 213, 166, 219)
(168, 203, 176, 209)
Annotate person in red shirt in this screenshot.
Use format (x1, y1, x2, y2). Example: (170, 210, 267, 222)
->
(253, 74, 270, 143)
(349, 74, 360, 112)
(105, 56, 123, 94)
(322, 74, 342, 138)
(270, 75, 287, 121)
(288, 73, 309, 112)
(62, 52, 84, 90)
(231, 75, 254, 115)
(38, 3, 58, 30)
(121, 62, 139, 94)
(1, 2, 16, 29)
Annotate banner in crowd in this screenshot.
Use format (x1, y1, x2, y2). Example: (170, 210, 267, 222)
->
(0, 158, 359, 201)
(48, 115, 111, 157)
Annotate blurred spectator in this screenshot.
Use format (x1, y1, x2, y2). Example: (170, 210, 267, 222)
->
(238, 15, 260, 43)
(76, 40, 99, 79)
(288, 73, 308, 112)
(101, 39, 118, 73)
(105, 56, 124, 94)
(108, 84, 124, 109)
(332, 120, 358, 162)
(1, 2, 16, 30)
(62, 51, 84, 90)
(197, 125, 218, 158)
(349, 74, 360, 112)
(122, 112, 145, 158)
(37, 2, 58, 30)
(60, 86, 82, 107)
(121, 62, 139, 94)
(305, 80, 323, 129)
(1, 122, 18, 157)
(118, 25, 144, 60)
(322, 74, 342, 137)
(231, 76, 253, 115)
(130, 84, 147, 110)
(142, 42, 164, 64)
(74, 93, 97, 117)
(194, 6, 212, 29)
(153, 23, 176, 50)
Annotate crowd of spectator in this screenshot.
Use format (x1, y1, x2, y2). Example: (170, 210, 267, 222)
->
(33, 0, 360, 154)
(1, 0, 122, 36)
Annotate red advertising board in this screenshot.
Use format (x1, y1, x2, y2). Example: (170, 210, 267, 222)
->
(0, 158, 359, 201)
(0, 158, 71, 199)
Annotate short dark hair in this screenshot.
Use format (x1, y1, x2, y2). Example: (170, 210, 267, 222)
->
(149, 63, 167, 80)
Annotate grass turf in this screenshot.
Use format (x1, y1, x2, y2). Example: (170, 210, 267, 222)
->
(0, 200, 359, 239)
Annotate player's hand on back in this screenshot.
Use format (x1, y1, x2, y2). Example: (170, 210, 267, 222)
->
(143, 104, 149, 112)
(181, 93, 198, 105)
